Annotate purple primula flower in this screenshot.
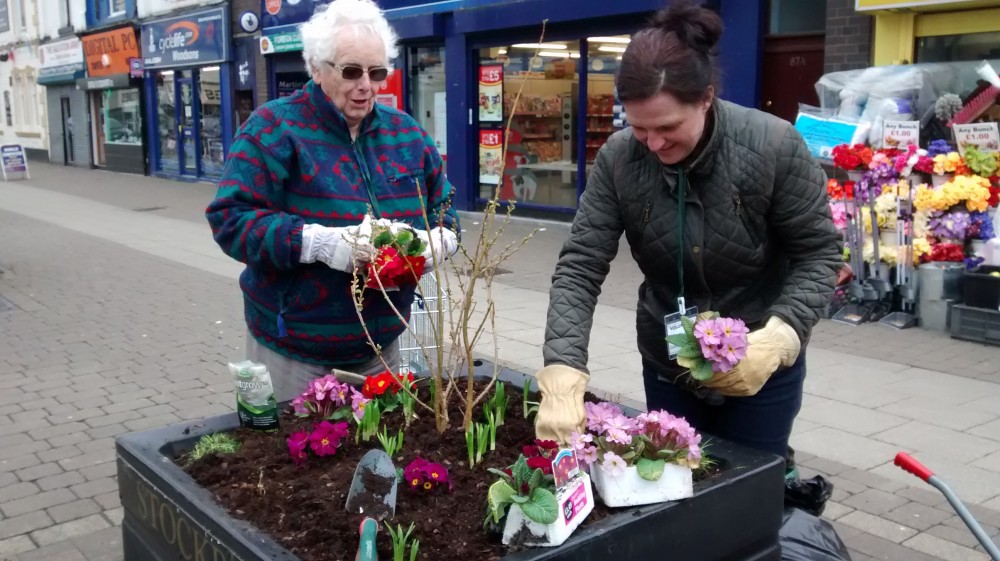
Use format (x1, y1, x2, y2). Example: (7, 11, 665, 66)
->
(693, 318, 722, 346)
(579, 445, 599, 467)
(718, 317, 749, 341)
(603, 414, 635, 445)
(585, 401, 622, 434)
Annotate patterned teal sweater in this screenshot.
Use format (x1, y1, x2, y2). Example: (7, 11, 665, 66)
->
(206, 80, 458, 366)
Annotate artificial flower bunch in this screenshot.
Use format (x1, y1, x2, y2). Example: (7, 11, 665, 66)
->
(666, 312, 750, 380)
(932, 152, 966, 175)
(968, 211, 996, 241)
(926, 242, 965, 263)
(857, 153, 899, 204)
(287, 420, 350, 466)
(914, 177, 992, 213)
(829, 202, 848, 230)
(893, 145, 929, 177)
(862, 240, 898, 267)
(291, 374, 368, 421)
(570, 403, 703, 481)
(832, 143, 874, 171)
(927, 210, 970, 241)
(963, 146, 999, 178)
(403, 457, 452, 493)
(366, 222, 427, 290)
(927, 139, 954, 157)
(827, 179, 854, 200)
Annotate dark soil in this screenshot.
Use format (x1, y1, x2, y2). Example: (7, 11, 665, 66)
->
(182, 382, 616, 561)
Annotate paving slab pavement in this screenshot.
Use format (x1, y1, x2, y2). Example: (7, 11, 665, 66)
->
(0, 163, 998, 560)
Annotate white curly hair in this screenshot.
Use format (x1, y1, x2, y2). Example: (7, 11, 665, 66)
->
(299, 0, 400, 78)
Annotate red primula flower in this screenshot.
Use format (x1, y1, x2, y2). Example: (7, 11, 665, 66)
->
(287, 431, 309, 466)
(366, 247, 407, 289)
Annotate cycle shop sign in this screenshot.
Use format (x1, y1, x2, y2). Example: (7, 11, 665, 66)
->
(141, 6, 230, 69)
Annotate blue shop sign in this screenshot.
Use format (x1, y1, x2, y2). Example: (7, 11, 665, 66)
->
(260, 0, 502, 28)
(142, 6, 230, 70)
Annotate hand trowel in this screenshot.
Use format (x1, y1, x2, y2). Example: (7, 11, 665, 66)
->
(347, 450, 397, 561)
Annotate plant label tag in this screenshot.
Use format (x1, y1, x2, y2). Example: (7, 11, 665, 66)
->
(558, 476, 588, 525)
(882, 120, 919, 149)
(552, 449, 580, 490)
(954, 122, 1000, 156)
(664, 306, 698, 359)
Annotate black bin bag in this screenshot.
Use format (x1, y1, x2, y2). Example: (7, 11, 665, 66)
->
(780, 507, 853, 561)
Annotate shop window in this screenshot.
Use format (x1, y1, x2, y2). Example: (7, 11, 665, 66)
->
(199, 67, 225, 176)
(916, 32, 1000, 63)
(157, 71, 178, 174)
(109, 0, 126, 16)
(586, 36, 627, 165)
(408, 46, 446, 174)
(478, 41, 581, 209)
(768, 0, 826, 35)
(103, 89, 142, 145)
(13, 73, 34, 129)
(3, 92, 11, 127)
(15, 0, 26, 31)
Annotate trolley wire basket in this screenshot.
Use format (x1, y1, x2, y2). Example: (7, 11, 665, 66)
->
(399, 273, 446, 374)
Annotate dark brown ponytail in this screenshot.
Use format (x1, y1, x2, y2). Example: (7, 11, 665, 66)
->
(616, 0, 722, 104)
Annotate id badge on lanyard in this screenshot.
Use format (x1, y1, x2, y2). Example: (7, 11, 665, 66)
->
(664, 168, 696, 360)
(665, 298, 698, 360)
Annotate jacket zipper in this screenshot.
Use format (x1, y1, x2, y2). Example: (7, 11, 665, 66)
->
(352, 138, 382, 217)
(642, 200, 652, 223)
(734, 195, 761, 247)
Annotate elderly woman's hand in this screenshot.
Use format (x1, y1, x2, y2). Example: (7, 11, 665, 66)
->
(385, 222, 458, 265)
(299, 216, 378, 272)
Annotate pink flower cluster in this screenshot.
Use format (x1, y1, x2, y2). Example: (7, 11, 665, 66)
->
(402, 457, 452, 493)
(287, 421, 349, 466)
(291, 374, 369, 420)
(693, 317, 750, 372)
(570, 402, 702, 472)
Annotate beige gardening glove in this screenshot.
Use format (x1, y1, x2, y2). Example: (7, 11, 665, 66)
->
(700, 317, 801, 397)
(534, 364, 589, 445)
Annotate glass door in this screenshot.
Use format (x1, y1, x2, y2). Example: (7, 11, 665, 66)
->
(177, 73, 197, 176)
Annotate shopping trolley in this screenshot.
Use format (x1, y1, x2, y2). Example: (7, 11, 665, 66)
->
(399, 273, 446, 374)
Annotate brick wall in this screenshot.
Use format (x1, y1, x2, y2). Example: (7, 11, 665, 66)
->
(824, 0, 873, 73)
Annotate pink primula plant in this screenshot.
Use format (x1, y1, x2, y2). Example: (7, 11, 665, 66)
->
(667, 312, 750, 381)
(570, 402, 703, 481)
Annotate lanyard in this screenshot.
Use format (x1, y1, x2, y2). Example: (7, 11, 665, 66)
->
(676, 167, 686, 312)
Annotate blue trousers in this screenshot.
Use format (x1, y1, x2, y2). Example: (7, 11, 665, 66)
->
(641, 352, 806, 460)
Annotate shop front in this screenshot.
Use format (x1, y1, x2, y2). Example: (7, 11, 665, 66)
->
(858, 0, 1000, 65)
(79, 26, 146, 175)
(141, 5, 233, 181)
(39, 37, 89, 168)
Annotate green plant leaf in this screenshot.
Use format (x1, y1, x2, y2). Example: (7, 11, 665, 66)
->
(406, 237, 424, 256)
(528, 467, 543, 493)
(620, 450, 636, 461)
(691, 360, 715, 381)
(487, 480, 516, 522)
(330, 407, 353, 421)
(511, 456, 532, 486)
(677, 344, 702, 359)
(680, 315, 695, 338)
(519, 488, 559, 525)
(509, 494, 529, 504)
(487, 467, 513, 483)
(636, 458, 665, 481)
(372, 230, 393, 247)
(395, 229, 414, 248)
(666, 334, 689, 347)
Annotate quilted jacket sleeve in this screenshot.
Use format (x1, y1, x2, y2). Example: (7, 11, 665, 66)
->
(543, 139, 625, 371)
(766, 125, 843, 342)
(206, 109, 304, 271)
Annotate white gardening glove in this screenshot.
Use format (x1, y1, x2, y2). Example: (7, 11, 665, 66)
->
(299, 216, 376, 272)
(700, 316, 801, 397)
(535, 364, 589, 446)
(415, 226, 458, 265)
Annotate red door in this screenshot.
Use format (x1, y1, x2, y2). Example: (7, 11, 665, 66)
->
(760, 34, 825, 124)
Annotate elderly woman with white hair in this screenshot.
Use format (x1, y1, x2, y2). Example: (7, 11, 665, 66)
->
(206, 0, 459, 402)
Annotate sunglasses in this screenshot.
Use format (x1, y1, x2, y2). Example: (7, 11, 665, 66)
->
(326, 62, 389, 82)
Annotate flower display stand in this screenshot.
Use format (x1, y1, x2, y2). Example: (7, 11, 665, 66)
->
(590, 462, 693, 508)
(116, 362, 784, 561)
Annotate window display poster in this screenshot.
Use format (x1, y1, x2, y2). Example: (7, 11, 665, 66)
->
(793, 112, 860, 161)
(479, 65, 503, 123)
(882, 120, 919, 150)
(479, 129, 503, 185)
(376, 70, 404, 111)
(434, 91, 447, 157)
(953, 122, 1000, 156)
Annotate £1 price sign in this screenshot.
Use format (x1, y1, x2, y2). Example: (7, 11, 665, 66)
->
(953, 123, 1000, 156)
(882, 120, 919, 150)
(479, 129, 503, 186)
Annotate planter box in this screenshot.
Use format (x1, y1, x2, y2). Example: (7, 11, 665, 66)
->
(964, 265, 1000, 310)
(502, 473, 595, 547)
(116, 363, 785, 561)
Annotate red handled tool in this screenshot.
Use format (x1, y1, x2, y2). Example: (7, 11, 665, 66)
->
(895, 452, 1000, 560)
